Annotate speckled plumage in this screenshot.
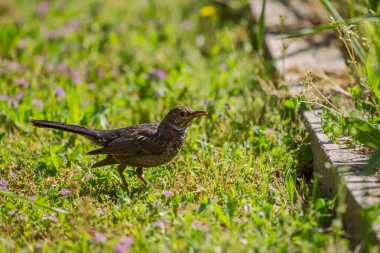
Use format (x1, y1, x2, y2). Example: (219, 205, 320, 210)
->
(31, 106, 207, 188)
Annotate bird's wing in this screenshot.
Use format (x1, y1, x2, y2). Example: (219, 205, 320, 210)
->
(94, 123, 157, 144)
(87, 123, 167, 156)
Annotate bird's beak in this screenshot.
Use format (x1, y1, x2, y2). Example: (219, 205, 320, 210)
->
(192, 111, 208, 118)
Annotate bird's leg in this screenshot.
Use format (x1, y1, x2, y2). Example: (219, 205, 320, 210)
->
(136, 167, 148, 185)
(117, 163, 128, 189)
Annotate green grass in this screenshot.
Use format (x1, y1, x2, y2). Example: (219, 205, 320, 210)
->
(0, 0, 350, 252)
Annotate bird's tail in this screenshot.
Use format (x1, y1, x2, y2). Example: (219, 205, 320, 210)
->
(31, 120, 100, 140)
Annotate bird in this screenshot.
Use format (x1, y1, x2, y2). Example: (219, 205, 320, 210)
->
(31, 106, 207, 188)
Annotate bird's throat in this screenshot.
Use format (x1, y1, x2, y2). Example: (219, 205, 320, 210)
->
(168, 123, 187, 133)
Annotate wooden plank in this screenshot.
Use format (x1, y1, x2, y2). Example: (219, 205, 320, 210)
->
(303, 110, 380, 246)
(250, 0, 380, 248)
(250, 0, 347, 84)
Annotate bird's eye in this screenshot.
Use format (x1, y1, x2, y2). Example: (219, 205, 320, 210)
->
(178, 111, 186, 117)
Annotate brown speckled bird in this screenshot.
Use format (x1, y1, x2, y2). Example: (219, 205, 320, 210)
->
(31, 106, 207, 188)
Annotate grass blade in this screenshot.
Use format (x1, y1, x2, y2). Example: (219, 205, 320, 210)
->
(0, 190, 69, 214)
(319, 0, 366, 63)
(257, 0, 266, 55)
(282, 15, 380, 39)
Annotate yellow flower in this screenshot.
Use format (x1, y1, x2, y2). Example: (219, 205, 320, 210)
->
(200, 6, 216, 17)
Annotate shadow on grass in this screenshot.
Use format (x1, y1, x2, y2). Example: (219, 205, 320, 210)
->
(79, 167, 150, 202)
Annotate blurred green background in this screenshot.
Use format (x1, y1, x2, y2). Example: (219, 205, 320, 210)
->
(0, 0, 354, 252)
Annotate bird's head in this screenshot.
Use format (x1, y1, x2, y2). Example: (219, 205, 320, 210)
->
(161, 106, 207, 131)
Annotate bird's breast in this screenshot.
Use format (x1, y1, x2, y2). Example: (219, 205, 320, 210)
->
(172, 132, 187, 151)
(149, 132, 187, 166)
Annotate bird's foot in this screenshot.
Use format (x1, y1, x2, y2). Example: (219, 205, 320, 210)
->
(117, 164, 129, 189)
(136, 167, 149, 185)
